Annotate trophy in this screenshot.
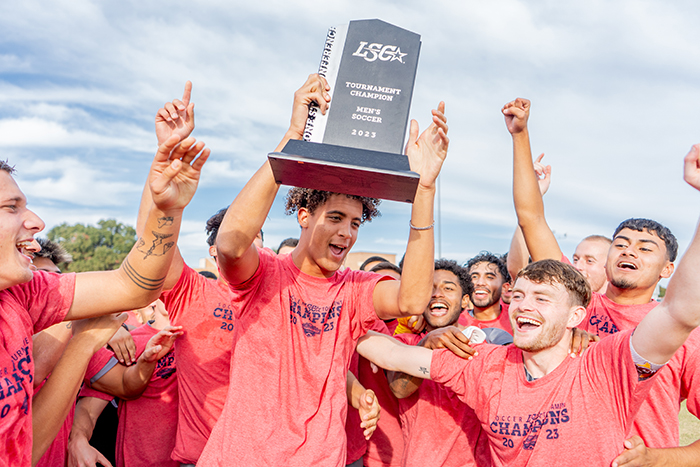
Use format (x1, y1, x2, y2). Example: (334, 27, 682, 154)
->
(268, 19, 422, 203)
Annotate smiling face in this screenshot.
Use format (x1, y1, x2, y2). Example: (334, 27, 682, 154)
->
(297, 194, 362, 277)
(606, 228, 673, 293)
(572, 239, 609, 293)
(424, 269, 466, 330)
(510, 277, 584, 353)
(0, 171, 45, 290)
(468, 261, 505, 309)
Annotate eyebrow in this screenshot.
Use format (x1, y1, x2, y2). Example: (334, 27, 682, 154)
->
(327, 210, 362, 223)
(614, 235, 659, 248)
(638, 239, 660, 247)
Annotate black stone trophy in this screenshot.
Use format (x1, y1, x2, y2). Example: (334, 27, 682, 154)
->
(268, 19, 422, 203)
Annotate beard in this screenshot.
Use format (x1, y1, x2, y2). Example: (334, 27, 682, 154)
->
(424, 307, 462, 330)
(610, 276, 635, 290)
(470, 291, 500, 309)
(515, 319, 569, 353)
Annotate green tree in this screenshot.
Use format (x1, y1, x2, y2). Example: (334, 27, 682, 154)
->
(48, 219, 137, 272)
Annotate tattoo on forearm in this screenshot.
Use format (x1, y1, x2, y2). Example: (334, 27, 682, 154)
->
(122, 258, 166, 291)
(157, 217, 173, 229)
(419, 366, 429, 375)
(136, 231, 175, 259)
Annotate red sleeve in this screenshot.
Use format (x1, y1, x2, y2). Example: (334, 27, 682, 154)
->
(349, 270, 394, 339)
(79, 385, 114, 402)
(680, 330, 700, 416)
(430, 344, 504, 408)
(583, 330, 656, 430)
(10, 271, 76, 332)
(161, 264, 197, 322)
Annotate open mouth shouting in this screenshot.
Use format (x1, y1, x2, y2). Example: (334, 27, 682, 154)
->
(329, 243, 348, 259)
(616, 261, 638, 271)
(429, 300, 450, 317)
(514, 315, 543, 332)
(473, 288, 491, 300)
(16, 240, 35, 261)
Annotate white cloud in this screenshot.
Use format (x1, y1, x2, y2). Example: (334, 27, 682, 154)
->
(17, 157, 141, 206)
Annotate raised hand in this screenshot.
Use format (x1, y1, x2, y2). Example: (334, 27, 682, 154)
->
(502, 98, 531, 135)
(149, 135, 210, 212)
(288, 73, 331, 140)
(684, 144, 700, 191)
(140, 325, 183, 363)
(534, 153, 552, 195)
(405, 102, 449, 189)
(155, 81, 195, 146)
(358, 389, 380, 440)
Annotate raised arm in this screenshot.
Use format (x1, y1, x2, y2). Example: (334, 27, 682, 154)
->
(90, 326, 181, 400)
(216, 74, 330, 285)
(503, 99, 562, 263)
(66, 136, 209, 319)
(507, 153, 553, 277)
(32, 313, 125, 465)
(373, 103, 449, 318)
(135, 82, 197, 291)
(632, 145, 700, 364)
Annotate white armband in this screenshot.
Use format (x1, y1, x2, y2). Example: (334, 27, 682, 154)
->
(630, 337, 666, 381)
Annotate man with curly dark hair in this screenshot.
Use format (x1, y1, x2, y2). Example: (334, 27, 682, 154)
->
(198, 73, 450, 467)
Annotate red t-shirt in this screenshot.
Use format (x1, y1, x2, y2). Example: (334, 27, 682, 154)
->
(0, 271, 75, 467)
(345, 320, 404, 466)
(197, 249, 387, 466)
(431, 330, 654, 466)
(361, 321, 404, 467)
(160, 264, 233, 463)
(581, 292, 700, 447)
(84, 324, 178, 467)
(396, 332, 486, 467)
(458, 303, 512, 335)
(34, 380, 74, 467)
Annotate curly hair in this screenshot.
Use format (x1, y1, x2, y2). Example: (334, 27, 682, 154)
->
(465, 251, 509, 283)
(435, 259, 473, 297)
(0, 161, 15, 174)
(35, 237, 72, 265)
(284, 188, 380, 223)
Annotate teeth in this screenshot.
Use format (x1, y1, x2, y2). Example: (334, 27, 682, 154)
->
(16, 241, 33, 248)
(619, 262, 636, 269)
(516, 316, 541, 326)
(431, 303, 447, 309)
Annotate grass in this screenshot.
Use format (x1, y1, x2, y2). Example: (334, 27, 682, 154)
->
(680, 400, 700, 446)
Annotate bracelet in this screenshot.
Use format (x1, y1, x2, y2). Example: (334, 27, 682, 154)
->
(121, 323, 130, 331)
(409, 220, 435, 231)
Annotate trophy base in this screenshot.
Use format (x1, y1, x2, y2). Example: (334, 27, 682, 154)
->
(268, 140, 420, 203)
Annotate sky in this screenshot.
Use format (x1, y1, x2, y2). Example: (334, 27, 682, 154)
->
(1, 0, 699, 277)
